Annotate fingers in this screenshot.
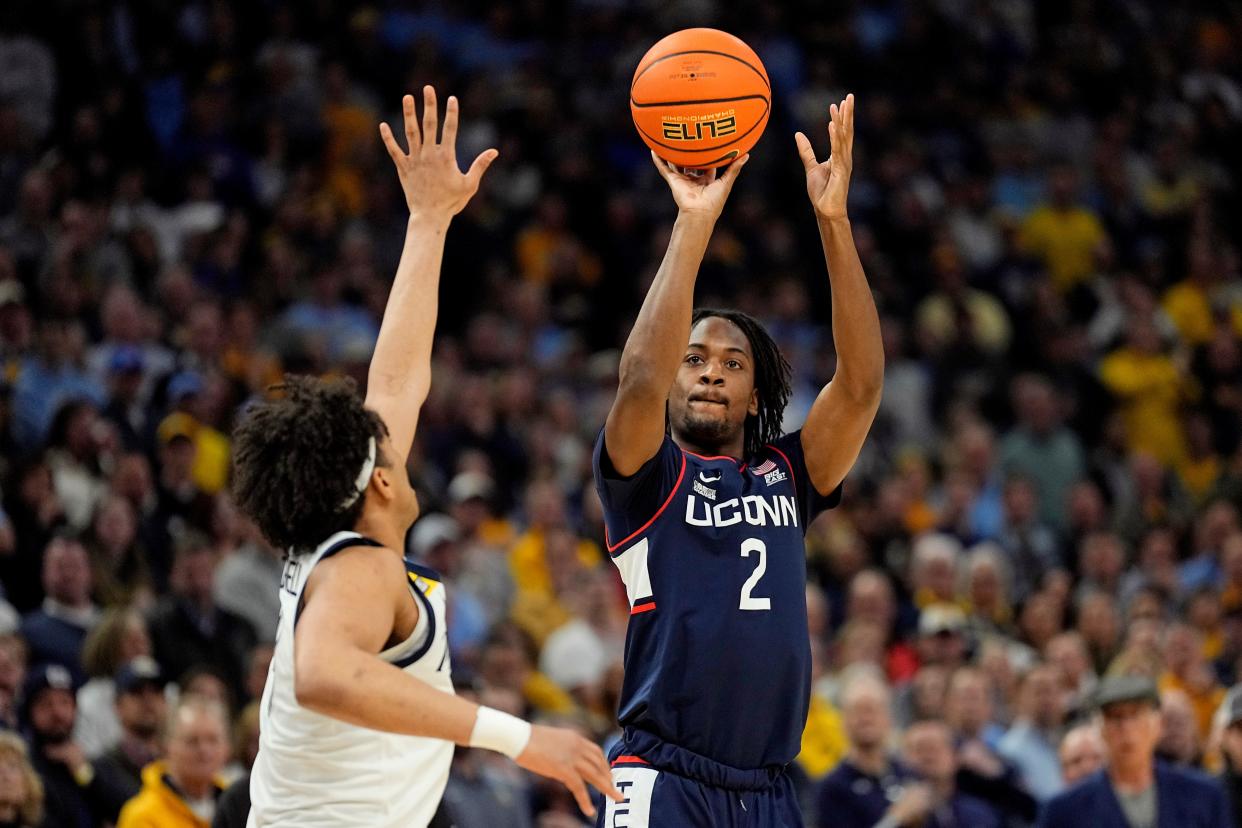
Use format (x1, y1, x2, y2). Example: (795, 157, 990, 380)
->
(828, 119, 840, 157)
(402, 94, 420, 154)
(421, 85, 438, 149)
(794, 132, 817, 171)
(564, 773, 594, 818)
(649, 150, 673, 180)
(583, 754, 623, 802)
(442, 95, 460, 151)
(718, 153, 749, 189)
(465, 148, 500, 189)
(378, 122, 403, 164)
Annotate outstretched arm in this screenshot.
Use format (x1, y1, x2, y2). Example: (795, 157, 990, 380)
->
(366, 87, 498, 463)
(604, 153, 749, 476)
(794, 94, 884, 495)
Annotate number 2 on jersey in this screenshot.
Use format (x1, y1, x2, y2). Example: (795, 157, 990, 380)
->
(739, 538, 770, 610)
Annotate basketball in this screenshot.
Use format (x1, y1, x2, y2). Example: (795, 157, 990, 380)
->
(630, 28, 770, 170)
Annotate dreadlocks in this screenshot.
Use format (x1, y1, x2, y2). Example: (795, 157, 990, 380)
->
(231, 375, 389, 555)
(691, 308, 792, 461)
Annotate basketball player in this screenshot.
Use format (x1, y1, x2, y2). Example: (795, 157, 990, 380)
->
(233, 87, 620, 827)
(595, 94, 882, 826)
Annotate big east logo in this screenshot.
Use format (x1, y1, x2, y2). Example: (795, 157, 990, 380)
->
(661, 111, 738, 141)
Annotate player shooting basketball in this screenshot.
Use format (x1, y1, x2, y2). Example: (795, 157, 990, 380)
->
(233, 87, 619, 827)
(594, 95, 882, 826)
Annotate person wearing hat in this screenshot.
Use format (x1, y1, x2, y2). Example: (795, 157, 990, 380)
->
(92, 657, 168, 801)
(101, 345, 150, 452)
(159, 371, 230, 496)
(20, 663, 132, 828)
(1037, 675, 1232, 827)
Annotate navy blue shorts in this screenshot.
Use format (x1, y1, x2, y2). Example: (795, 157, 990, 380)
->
(597, 731, 803, 828)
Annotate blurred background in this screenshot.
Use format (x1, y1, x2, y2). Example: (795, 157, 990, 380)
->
(0, 0, 1240, 826)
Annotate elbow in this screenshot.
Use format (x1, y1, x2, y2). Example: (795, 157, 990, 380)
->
(293, 656, 341, 713)
(836, 367, 884, 409)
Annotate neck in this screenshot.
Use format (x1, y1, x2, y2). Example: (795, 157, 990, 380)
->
(672, 432, 744, 461)
(173, 772, 213, 800)
(354, 512, 406, 553)
(849, 744, 889, 776)
(1109, 758, 1154, 792)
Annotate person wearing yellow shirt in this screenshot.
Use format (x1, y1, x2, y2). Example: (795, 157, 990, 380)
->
(117, 696, 229, 828)
(158, 371, 231, 495)
(1019, 167, 1107, 293)
(1098, 317, 1189, 467)
(1159, 623, 1226, 742)
(508, 481, 602, 598)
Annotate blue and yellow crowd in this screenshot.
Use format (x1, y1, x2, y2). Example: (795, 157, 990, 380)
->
(1, 1, 1242, 826)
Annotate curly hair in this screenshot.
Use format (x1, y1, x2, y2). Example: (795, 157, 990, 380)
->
(691, 308, 792, 461)
(231, 375, 388, 555)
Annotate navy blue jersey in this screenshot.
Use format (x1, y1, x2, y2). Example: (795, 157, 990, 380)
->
(593, 430, 841, 771)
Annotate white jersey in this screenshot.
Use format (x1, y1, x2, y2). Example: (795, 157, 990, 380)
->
(248, 531, 454, 827)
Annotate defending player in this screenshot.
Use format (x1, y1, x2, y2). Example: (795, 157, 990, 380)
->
(233, 88, 620, 827)
(595, 95, 882, 826)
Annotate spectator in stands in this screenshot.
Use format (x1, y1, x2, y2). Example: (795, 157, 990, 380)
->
(901, 719, 1002, 828)
(1038, 676, 1229, 827)
(997, 476, 1065, 603)
(1059, 724, 1106, 787)
(117, 695, 229, 828)
(1157, 689, 1204, 768)
(1217, 692, 1242, 826)
(147, 537, 257, 703)
(20, 534, 99, 681)
(74, 607, 152, 757)
(817, 669, 913, 828)
(0, 731, 45, 828)
(20, 663, 131, 827)
(0, 634, 28, 731)
(1160, 622, 1227, 741)
(1000, 376, 1086, 532)
(999, 664, 1068, 801)
(91, 657, 167, 801)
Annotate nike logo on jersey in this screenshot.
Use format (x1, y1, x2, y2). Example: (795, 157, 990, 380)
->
(699, 471, 722, 483)
(685, 494, 799, 528)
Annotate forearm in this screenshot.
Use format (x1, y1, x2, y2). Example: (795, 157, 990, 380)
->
(298, 644, 479, 743)
(818, 216, 883, 401)
(617, 212, 714, 394)
(368, 214, 449, 402)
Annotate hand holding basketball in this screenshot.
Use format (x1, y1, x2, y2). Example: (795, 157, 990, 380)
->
(795, 93, 855, 221)
(379, 86, 499, 220)
(650, 150, 749, 221)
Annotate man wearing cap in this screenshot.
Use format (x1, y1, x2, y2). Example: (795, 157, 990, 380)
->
(21, 663, 132, 827)
(160, 371, 230, 496)
(93, 657, 168, 800)
(1037, 675, 1232, 827)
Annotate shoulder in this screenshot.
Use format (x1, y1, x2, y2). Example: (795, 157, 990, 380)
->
(1157, 762, 1226, 798)
(957, 793, 1002, 825)
(1045, 772, 1109, 811)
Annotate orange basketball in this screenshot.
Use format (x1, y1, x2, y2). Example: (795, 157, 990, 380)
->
(630, 28, 770, 170)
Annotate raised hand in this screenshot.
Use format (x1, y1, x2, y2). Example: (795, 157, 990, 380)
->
(515, 724, 623, 818)
(650, 151, 749, 221)
(379, 86, 499, 220)
(795, 93, 855, 221)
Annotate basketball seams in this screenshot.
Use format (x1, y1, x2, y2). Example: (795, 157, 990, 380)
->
(630, 93, 770, 109)
(631, 49, 771, 94)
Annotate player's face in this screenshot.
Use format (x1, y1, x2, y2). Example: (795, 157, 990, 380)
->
(668, 317, 758, 454)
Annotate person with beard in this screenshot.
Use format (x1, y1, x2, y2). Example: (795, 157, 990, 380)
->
(91, 657, 167, 800)
(593, 95, 883, 826)
(19, 663, 132, 827)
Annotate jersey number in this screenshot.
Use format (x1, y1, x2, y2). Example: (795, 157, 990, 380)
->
(739, 538, 770, 611)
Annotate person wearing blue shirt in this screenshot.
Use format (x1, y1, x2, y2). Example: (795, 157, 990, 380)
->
(1037, 675, 1232, 828)
(817, 670, 916, 828)
(900, 719, 1002, 828)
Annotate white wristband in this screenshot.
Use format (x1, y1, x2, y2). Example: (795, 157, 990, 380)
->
(469, 706, 532, 759)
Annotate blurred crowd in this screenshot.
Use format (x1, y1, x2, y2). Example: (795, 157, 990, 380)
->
(1, 0, 1241, 826)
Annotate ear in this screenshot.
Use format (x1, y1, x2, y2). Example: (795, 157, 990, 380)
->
(748, 386, 759, 417)
(368, 467, 398, 503)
